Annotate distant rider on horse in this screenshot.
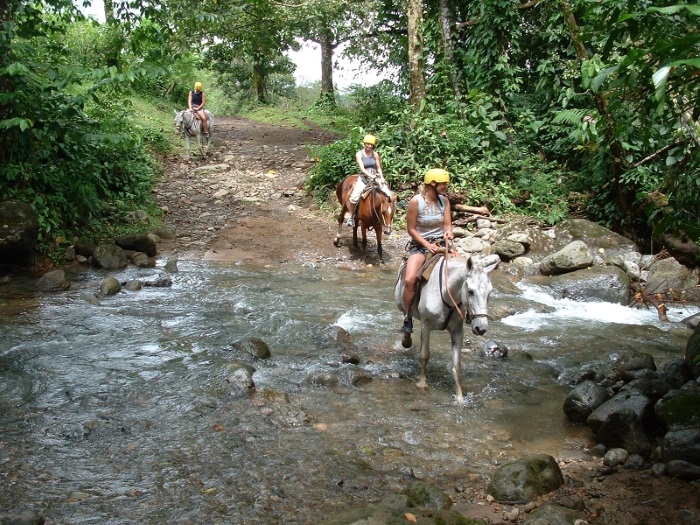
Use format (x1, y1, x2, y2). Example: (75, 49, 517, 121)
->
(188, 81, 209, 138)
(346, 134, 393, 227)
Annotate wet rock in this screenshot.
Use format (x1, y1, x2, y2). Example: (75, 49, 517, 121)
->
(563, 381, 611, 424)
(603, 447, 629, 467)
(613, 351, 657, 382)
(539, 240, 594, 276)
(402, 482, 453, 510)
(36, 269, 70, 292)
(0, 199, 39, 266)
(115, 233, 157, 257)
(666, 459, 700, 481)
(0, 509, 45, 525)
(522, 502, 583, 525)
(587, 390, 654, 455)
(662, 428, 700, 466)
(73, 239, 96, 257)
(480, 339, 508, 359)
(645, 257, 699, 295)
(492, 238, 526, 261)
(685, 323, 700, 367)
(232, 337, 272, 359)
(164, 256, 179, 272)
(543, 265, 630, 304)
(225, 363, 255, 397)
(488, 454, 564, 503)
(93, 244, 128, 270)
(100, 276, 121, 296)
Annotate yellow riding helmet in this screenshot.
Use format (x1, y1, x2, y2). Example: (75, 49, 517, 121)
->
(363, 134, 377, 145)
(194, 82, 203, 91)
(424, 168, 450, 184)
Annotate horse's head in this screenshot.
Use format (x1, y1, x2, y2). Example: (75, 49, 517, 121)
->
(174, 110, 184, 135)
(462, 255, 497, 335)
(380, 194, 397, 235)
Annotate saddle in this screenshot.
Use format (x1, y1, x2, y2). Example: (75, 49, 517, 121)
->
(398, 252, 446, 313)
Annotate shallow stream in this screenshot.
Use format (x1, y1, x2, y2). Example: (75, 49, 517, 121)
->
(0, 260, 696, 524)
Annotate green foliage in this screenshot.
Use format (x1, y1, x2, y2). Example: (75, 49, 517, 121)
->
(0, 6, 160, 251)
(308, 98, 572, 225)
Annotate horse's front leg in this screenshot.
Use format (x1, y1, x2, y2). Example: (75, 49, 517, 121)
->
(449, 323, 466, 403)
(334, 205, 346, 247)
(418, 326, 432, 390)
(376, 227, 383, 261)
(361, 225, 368, 252)
(186, 136, 191, 159)
(352, 223, 359, 249)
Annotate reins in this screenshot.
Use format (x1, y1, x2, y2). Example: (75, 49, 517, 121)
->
(440, 247, 489, 324)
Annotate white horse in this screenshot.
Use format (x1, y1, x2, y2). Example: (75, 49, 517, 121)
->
(394, 254, 499, 402)
(174, 109, 214, 159)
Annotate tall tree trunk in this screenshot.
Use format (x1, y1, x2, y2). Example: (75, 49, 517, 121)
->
(406, 0, 426, 110)
(560, 2, 633, 227)
(438, 0, 461, 100)
(319, 31, 337, 107)
(103, 0, 116, 24)
(253, 54, 268, 104)
(101, 0, 122, 70)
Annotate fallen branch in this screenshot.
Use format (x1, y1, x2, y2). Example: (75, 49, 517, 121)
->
(453, 204, 491, 215)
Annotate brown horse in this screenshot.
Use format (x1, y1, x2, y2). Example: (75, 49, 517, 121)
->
(333, 175, 397, 261)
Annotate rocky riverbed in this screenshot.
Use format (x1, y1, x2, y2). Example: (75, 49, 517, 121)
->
(147, 116, 700, 525)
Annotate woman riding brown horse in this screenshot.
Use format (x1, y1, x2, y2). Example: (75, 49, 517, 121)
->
(333, 175, 396, 261)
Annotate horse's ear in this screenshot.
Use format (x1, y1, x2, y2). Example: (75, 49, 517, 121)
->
(466, 255, 474, 272)
(478, 254, 500, 274)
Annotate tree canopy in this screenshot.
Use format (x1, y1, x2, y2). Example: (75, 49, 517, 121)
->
(1, 0, 698, 262)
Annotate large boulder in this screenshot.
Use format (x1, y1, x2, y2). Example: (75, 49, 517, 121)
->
(0, 200, 39, 266)
(563, 380, 611, 423)
(92, 244, 128, 269)
(553, 219, 638, 260)
(114, 234, 157, 257)
(540, 241, 594, 276)
(587, 390, 655, 455)
(525, 265, 630, 303)
(686, 323, 700, 367)
(644, 257, 699, 294)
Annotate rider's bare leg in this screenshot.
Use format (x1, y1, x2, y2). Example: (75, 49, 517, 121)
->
(402, 253, 426, 333)
(198, 111, 209, 135)
(346, 201, 356, 225)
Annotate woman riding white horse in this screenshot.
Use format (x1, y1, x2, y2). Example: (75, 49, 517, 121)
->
(188, 81, 209, 138)
(400, 168, 456, 334)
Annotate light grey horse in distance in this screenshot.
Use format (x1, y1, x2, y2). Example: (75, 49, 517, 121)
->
(174, 109, 214, 159)
(394, 254, 499, 403)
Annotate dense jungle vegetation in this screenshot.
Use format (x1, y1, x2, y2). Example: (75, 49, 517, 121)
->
(1, 1, 698, 264)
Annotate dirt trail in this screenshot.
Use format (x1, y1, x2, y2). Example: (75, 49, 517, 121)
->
(155, 115, 408, 269)
(153, 116, 700, 525)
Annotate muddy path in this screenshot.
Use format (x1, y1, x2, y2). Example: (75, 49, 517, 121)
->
(155, 115, 408, 270)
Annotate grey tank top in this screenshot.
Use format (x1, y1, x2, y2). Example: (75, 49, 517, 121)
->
(416, 194, 446, 240)
(361, 152, 377, 172)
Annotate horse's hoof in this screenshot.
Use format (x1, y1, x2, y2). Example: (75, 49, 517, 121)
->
(401, 334, 412, 349)
(333, 238, 340, 247)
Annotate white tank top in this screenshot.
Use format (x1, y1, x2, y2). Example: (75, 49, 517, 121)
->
(416, 194, 446, 239)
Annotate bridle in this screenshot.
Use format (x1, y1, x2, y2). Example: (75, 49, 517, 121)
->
(176, 110, 199, 137)
(440, 252, 489, 324)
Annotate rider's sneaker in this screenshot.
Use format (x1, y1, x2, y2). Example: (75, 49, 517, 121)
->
(401, 317, 413, 334)
(346, 217, 355, 227)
